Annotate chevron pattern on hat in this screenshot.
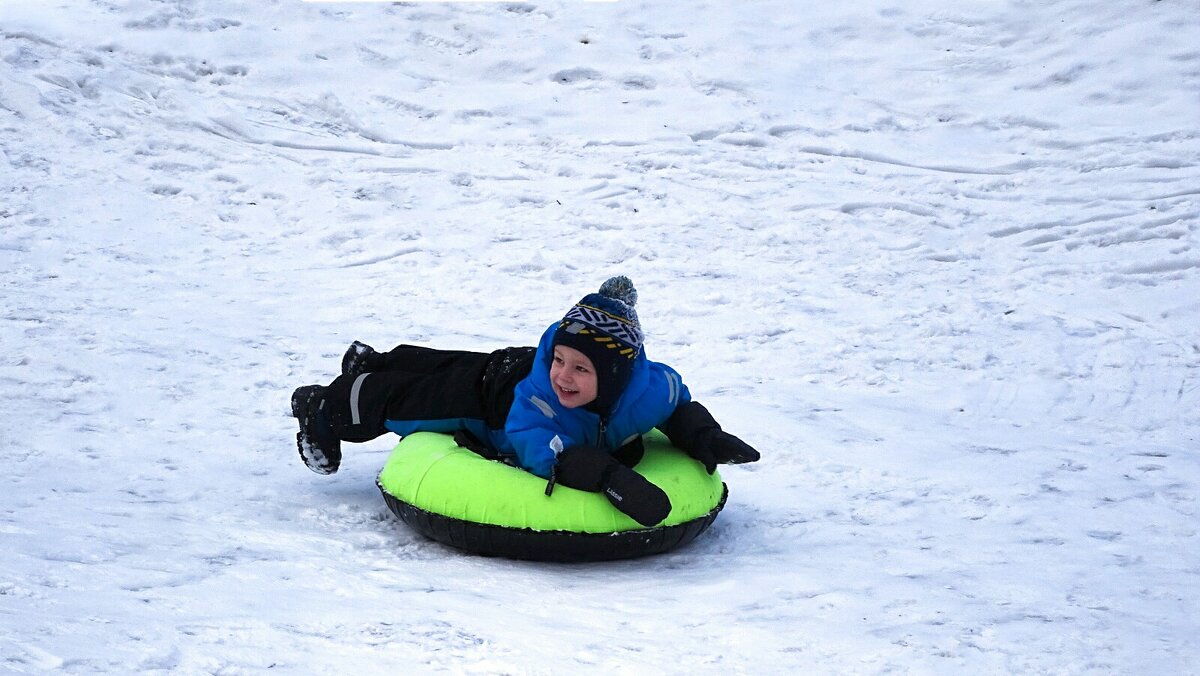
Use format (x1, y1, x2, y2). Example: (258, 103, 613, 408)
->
(561, 303, 643, 357)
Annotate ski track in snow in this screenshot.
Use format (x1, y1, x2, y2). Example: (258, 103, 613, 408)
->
(1, 0, 1198, 672)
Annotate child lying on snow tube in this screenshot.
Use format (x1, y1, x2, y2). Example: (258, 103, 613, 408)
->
(289, 275, 759, 527)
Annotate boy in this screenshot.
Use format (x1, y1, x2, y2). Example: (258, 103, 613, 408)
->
(291, 276, 759, 526)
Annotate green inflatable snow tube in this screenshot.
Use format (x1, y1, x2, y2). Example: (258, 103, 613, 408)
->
(377, 430, 727, 561)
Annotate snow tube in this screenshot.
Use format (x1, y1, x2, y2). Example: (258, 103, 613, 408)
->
(376, 430, 727, 562)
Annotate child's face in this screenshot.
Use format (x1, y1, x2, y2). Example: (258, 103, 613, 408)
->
(550, 345, 598, 408)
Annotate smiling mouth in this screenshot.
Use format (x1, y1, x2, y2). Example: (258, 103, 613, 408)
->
(557, 385, 579, 396)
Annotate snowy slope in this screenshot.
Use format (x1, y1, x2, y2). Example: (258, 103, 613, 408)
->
(2, 0, 1198, 672)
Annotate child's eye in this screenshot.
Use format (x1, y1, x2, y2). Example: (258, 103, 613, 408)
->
(575, 365, 589, 373)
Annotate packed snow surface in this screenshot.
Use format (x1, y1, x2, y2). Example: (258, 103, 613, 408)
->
(2, 0, 1199, 672)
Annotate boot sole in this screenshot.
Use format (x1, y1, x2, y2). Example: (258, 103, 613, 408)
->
(290, 385, 340, 475)
(341, 341, 375, 377)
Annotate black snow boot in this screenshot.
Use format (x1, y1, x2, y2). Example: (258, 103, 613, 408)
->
(290, 385, 342, 475)
(341, 341, 380, 377)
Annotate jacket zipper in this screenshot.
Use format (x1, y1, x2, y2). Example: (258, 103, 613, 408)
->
(546, 413, 610, 497)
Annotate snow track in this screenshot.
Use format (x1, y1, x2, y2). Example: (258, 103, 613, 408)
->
(2, 0, 1198, 672)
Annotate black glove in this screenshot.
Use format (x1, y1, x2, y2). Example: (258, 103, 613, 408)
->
(550, 445, 671, 528)
(661, 400, 761, 474)
(690, 428, 760, 474)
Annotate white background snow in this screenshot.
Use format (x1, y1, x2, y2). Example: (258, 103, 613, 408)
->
(2, 0, 1199, 672)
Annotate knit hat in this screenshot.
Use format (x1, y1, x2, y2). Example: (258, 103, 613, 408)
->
(553, 276, 644, 411)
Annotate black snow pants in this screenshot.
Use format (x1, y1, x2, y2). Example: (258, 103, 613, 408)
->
(322, 344, 536, 445)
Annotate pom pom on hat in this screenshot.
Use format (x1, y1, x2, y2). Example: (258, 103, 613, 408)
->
(599, 275, 638, 309)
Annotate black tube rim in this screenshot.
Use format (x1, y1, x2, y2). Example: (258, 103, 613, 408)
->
(378, 480, 728, 563)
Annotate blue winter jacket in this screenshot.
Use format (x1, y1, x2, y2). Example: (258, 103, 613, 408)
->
(490, 323, 691, 478)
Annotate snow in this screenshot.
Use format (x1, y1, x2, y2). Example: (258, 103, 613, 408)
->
(2, 0, 1198, 672)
